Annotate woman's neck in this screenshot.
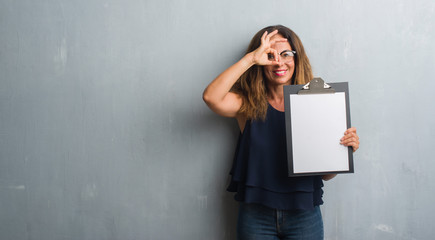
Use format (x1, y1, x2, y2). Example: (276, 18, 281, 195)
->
(267, 84, 285, 111)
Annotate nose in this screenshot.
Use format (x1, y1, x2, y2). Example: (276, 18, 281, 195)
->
(275, 58, 285, 66)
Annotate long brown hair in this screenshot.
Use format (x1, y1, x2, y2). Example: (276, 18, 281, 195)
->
(231, 25, 313, 120)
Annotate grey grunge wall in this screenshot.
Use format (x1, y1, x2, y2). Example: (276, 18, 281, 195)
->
(1, 0, 434, 239)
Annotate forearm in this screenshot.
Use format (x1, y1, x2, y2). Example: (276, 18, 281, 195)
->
(203, 53, 254, 105)
(322, 174, 337, 181)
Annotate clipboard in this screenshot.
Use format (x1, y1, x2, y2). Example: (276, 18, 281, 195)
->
(283, 78, 354, 177)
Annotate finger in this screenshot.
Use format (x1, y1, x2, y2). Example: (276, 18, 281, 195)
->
(344, 129, 355, 136)
(342, 140, 359, 152)
(353, 145, 359, 152)
(342, 140, 357, 147)
(270, 38, 288, 45)
(342, 131, 359, 140)
(265, 30, 278, 43)
(349, 142, 359, 152)
(343, 133, 359, 140)
(267, 48, 280, 63)
(260, 31, 268, 44)
(345, 127, 357, 134)
(340, 136, 359, 145)
(341, 142, 360, 150)
(267, 29, 278, 38)
(340, 137, 359, 145)
(340, 132, 358, 142)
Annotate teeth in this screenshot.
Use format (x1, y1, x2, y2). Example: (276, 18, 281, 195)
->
(275, 71, 286, 74)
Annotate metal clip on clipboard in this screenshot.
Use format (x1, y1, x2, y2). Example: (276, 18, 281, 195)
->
(298, 77, 335, 95)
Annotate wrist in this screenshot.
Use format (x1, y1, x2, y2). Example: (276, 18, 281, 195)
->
(241, 52, 255, 68)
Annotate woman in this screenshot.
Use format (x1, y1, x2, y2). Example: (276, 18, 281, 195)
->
(203, 25, 359, 240)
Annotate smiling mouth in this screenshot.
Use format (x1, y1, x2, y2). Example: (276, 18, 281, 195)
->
(273, 70, 287, 76)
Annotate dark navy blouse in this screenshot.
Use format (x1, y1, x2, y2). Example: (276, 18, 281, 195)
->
(227, 104, 324, 210)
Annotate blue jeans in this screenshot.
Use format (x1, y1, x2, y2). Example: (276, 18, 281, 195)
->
(237, 203, 324, 240)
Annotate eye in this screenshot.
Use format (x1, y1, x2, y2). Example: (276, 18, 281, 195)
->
(282, 53, 291, 58)
(267, 53, 274, 60)
(281, 51, 294, 58)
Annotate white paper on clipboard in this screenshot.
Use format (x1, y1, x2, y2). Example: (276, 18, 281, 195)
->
(289, 92, 349, 174)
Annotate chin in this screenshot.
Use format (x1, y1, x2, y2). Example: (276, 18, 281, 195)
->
(273, 77, 292, 85)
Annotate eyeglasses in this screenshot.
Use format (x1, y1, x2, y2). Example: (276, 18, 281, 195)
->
(268, 50, 296, 63)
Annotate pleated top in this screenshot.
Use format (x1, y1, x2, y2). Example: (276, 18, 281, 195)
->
(227, 104, 324, 210)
